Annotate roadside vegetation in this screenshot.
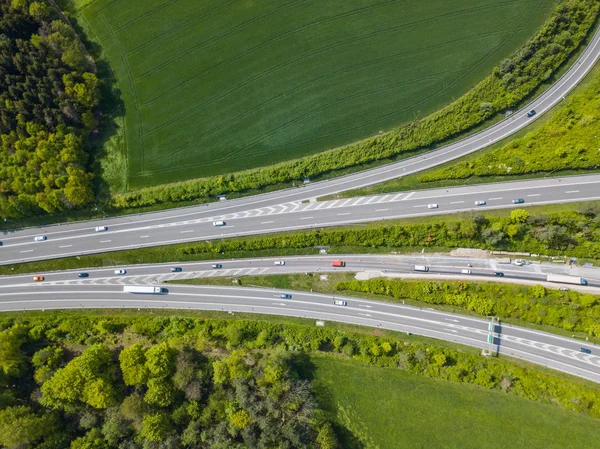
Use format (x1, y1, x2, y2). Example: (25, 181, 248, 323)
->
(177, 273, 600, 342)
(418, 66, 600, 183)
(98, 0, 599, 210)
(336, 278, 600, 337)
(0, 0, 100, 220)
(2, 201, 600, 276)
(1, 313, 600, 449)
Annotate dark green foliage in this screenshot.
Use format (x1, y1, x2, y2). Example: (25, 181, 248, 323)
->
(177, 206, 600, 259)
(0, 0, 98, 219)
(111, 0, 599, 211)
(336, 279, 600, 336)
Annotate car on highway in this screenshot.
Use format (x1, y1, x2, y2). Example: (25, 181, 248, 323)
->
(461, 269, 472, 275)
(559, 286, 570, 291)
(526, 109, 536, 117)
(170, 267, 182, 272)
(580, 347, 592, 354)
(95, 226, 108, 232)
(280, 294, 292, 299)
(427, 203, 439, 209)
(513, 259, 525, 266)
(213, 221, 226, 226)
(512, 198, 525, 204)
(333, 299, 347, 306)
(211, 264, 222, 269)
(78, 273, 89, 278)
(274, 260, 285, 266)
(32, 275, 44, 281)
(34, 235, 47, 241)
(114, 269, 126, 275)
(474, 200, 486, 206)
(493, 272, 505, 277)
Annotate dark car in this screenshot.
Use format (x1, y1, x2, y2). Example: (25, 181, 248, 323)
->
(493, 272, 505, 277)
(280, 294, 292, 299)
(580, 348, 592, 354)
(211, 264, 223, 269)
(170, 267, 182, 272)
(526, 109, 536, 117)
(512, 198, 525, 204)
(78, 273, 89, 278)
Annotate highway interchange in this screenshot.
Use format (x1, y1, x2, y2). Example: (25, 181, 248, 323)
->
(1, 20, 600, 382)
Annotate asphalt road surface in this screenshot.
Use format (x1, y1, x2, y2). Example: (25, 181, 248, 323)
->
(3, 255, 600, 287)
(1, 282, 598, 382)
(1, 24, 600, 264)
(2, 174, 600, 265)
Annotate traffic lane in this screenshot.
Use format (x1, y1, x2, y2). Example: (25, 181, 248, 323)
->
(2, 175, 600, 265)
(1, 253, 598, 288)
(1, 21, 600, 256)
(1, 285, 599, 382)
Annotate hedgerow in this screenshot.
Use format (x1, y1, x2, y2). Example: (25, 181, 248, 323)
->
(111, 0, 600, 210)
(336, 279, 600, 336)
(178, 205, 600, 260)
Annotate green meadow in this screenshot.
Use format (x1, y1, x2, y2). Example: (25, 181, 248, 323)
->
(76, 0, 558, 188)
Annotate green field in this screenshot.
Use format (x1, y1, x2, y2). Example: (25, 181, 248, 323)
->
(311, 354, 600, 449)
(77, 0, 558, 188)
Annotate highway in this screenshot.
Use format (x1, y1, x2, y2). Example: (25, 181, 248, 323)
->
(1, 24, 600, 264)
(1, 282, 599, 382)
(3, 254, 600, 288)
(2, 174, 600, 265)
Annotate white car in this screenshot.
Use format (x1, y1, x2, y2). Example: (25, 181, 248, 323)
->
(114, 269, 127, 275)
(427, 203, 439, 209)
(333, 299, 347, 306)
(34, 235, 47, 241)
(213, 221, 226, 226)
(95, 226, 108, 232)
(512, 259, 525, 266)
(474, 200, 487, 206)
(274, 260, 285, 266)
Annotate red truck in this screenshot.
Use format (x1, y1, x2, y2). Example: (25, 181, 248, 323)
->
(331, 260, 346, 267)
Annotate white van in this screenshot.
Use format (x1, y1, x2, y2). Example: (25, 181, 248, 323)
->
(213, 221, 226, 226)
(413, 265, 429, 272)
(461, 269, 472, 275)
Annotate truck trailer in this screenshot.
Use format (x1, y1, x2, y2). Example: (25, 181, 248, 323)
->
(123, 286, 166, 294)
(546, 274, 588, 286)
(331, 260, 346, 267)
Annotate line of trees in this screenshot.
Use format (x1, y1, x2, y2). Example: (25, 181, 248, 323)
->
(178, 204, 600, 260)
(1, 313, 600, 449)
(111, 0, 599, 211)
(0, 0, 98, 219)
(336, 278, 600, 337)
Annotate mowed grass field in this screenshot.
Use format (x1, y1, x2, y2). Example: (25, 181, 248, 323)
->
(310, 354, 600, 449)
(77, 0, 558, 188)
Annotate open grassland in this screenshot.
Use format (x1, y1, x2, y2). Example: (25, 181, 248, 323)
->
(310, 354, 600, 449)
(76, 0, 558, 188)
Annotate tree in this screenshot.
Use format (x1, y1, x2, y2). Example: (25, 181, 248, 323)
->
(0, 326, 28, 382)
(145, 342, 175, 379)
(316, 423, 338, 449)
(0, 406, 58, 448)
(510, 209, 530, 224)
(70, 428, 108, 449)
(119, 343, 148, 386)
(144, 378, 175, 407)
(141, 413, 171, 442)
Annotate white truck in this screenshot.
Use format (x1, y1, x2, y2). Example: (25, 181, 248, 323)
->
(123, 286, 166, 294)
(546, 274, 588, 286)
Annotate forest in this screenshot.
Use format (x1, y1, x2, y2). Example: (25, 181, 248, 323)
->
(0, 0, 98, 219)
(1, 313, 600, 449)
